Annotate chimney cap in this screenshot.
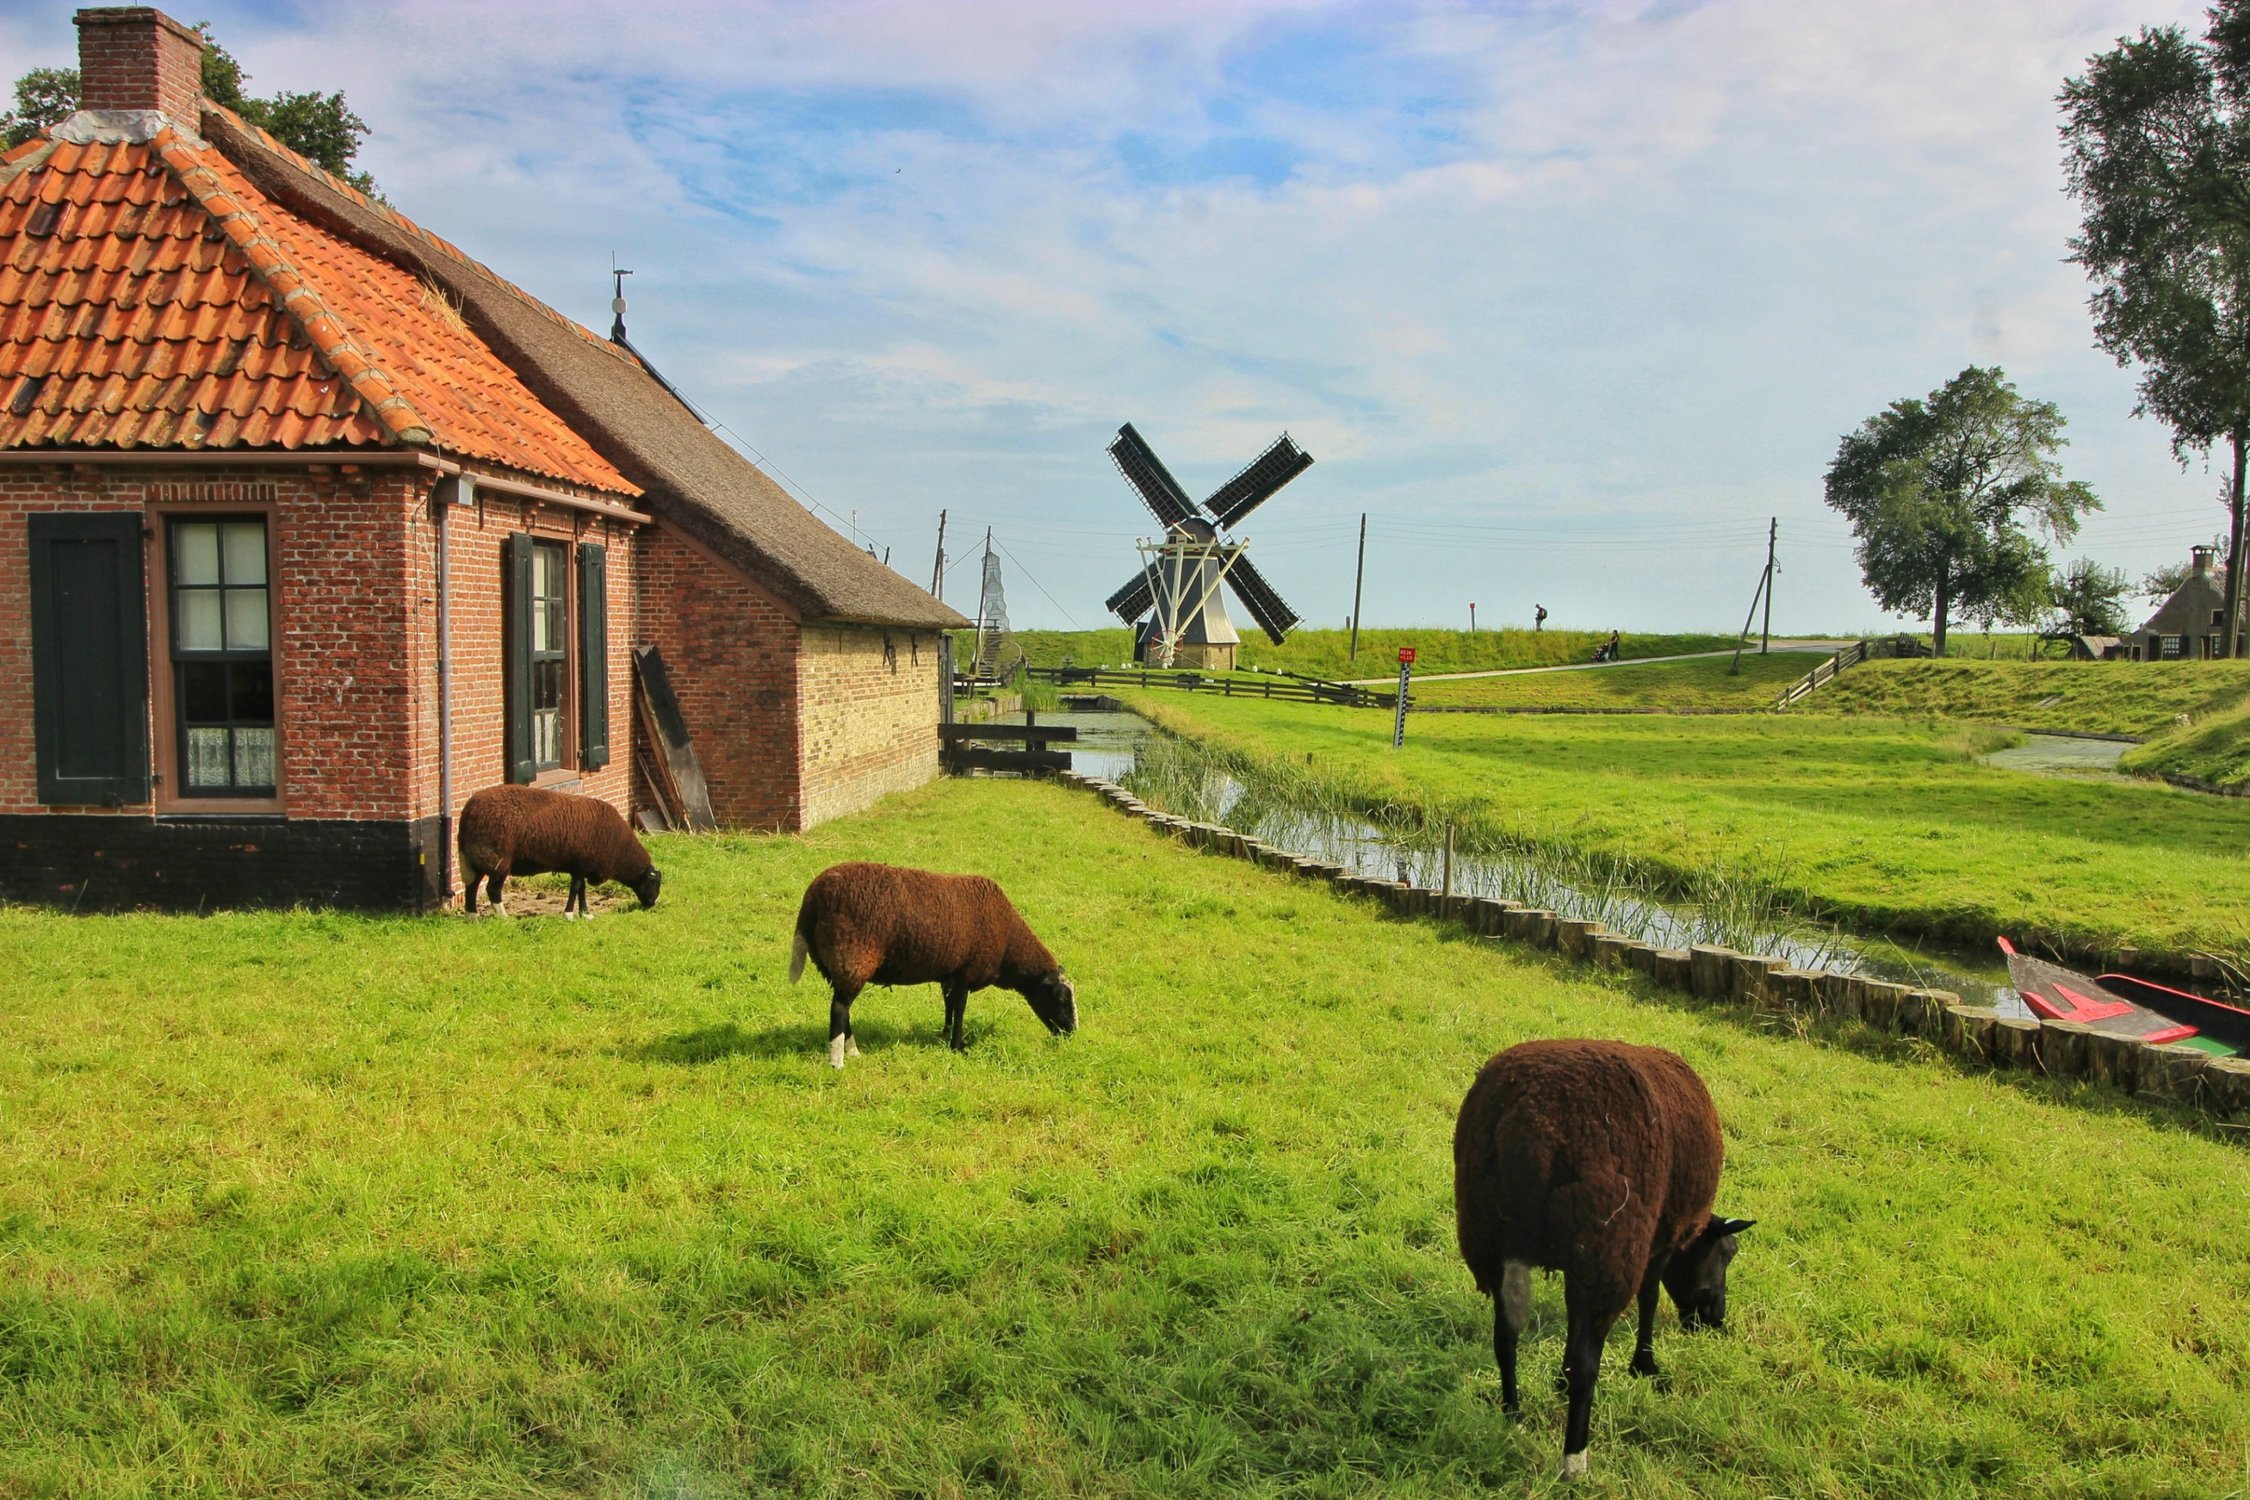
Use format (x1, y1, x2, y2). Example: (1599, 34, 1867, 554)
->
(73, 6, 205, 44)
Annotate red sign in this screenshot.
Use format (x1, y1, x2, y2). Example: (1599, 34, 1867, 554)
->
(1398, 647, 1417, 664)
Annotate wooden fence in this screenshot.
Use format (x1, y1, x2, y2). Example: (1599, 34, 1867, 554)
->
(1017, 665, 1394, 708)
(1776, 640, 1868, 709)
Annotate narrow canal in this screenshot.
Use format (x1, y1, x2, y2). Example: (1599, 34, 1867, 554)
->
(1003, 705, 2029, 1015)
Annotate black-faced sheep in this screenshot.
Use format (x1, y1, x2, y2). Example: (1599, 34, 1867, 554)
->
(789, 861, 1076, 1068)
(457, 784, 661, 917)
(1453, 1039, 1753, 1481)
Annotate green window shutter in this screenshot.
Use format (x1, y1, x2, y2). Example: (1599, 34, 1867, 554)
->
(504, 533, 536, 784)
(577, 541, 609, 771)
(28, 513, 150, 806)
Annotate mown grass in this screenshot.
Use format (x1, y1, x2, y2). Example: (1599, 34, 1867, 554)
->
(1807, 659, 2250, 737)
(1122, 693, 2250, 967)
(998, 627, 1749, 680)
(1409, 652, 1814, 710)
(2122, 698, 2250, 790)
(4, 779, 2249, 1496)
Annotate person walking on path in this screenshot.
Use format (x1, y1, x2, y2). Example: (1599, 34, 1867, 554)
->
(1534, 604, 1548, 631)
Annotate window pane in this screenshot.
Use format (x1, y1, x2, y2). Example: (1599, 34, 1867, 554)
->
(233, 727, 275, 788)
(532, 596, 554, 652)
(178, 590, 223, 650)
(185, 726, 231, 787)
(222, 522, 266, 585)
(179, 661, 228, 720)
(230, 661, 274, 722)
(533, 657, 564, 712)
(175, 523, 219, 585)
(534, 709, 561, 768)
(225, 587, 269, 650)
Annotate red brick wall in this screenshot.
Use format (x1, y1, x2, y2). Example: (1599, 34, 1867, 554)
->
(0, 464, 639, 863)
(797, 622, 943, 827)
(419, 488, 637, 841)
(633, 525, 803, 829)
(75, 8, 205, 122)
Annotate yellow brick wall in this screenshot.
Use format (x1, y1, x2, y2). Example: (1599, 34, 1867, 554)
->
(796, 622, 942, 828)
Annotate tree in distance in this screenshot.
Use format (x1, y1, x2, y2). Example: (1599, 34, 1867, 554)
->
(1, 26, 373, 195)
(2062, 4, 2250, 657)
(1824, 366, 2100, 656)
(2050, 557, 2134, 638)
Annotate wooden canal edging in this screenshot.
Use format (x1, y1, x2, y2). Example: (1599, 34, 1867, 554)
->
(941, 714, 1078, 776)
(1776, 633, 1934, 709)
(1053, 769, 2250, 1131)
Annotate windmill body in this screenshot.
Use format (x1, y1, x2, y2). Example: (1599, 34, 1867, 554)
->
(1102, 423, 1313, 670)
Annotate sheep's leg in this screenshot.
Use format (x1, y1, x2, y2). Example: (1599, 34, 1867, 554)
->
(1559, 1280, 1625, 1481)
(567, 874, 587, 917)
(1495, 1260, 1531, 1414)
(1629, 1261, 1666, 1382)
(488, 873, 511, 918)
(944, 981, 968, 1051)
(461, 868, 478, 914)
(828, 981, 863, 1069)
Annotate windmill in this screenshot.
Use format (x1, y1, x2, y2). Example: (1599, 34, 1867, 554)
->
(1101, 422, 1314, 670)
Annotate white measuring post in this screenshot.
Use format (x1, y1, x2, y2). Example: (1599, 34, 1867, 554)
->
(1393, 646, 1415, 748)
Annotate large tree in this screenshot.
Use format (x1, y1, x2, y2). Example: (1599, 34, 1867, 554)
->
(1824, 366, 2100, 655)
(2061, 5, 2250, 657)
(1, 26, 372, 194)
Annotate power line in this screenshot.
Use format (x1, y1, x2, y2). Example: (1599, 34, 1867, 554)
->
(994, 537, 1085, 629)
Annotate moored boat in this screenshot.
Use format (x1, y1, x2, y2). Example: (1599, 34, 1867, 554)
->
(1999, 937, 2244, 1058)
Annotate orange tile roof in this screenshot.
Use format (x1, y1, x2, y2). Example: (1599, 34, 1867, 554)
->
(0, 127, 635, 495)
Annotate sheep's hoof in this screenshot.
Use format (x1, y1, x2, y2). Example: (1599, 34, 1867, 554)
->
(1629, 1349, 1665, 1384)
(1560, 1450, 1590, 1481)
(828, 1036, 848, 1069)
(845, 1037, 860, 1058)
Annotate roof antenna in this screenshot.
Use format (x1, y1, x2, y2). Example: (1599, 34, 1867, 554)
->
(609, 256, 633, 343)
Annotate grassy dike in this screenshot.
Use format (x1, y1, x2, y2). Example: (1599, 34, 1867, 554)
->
(1807, 659, 2250, 738)
(1121, 694, 2250, 970)
(2, 777, 2248, 1496)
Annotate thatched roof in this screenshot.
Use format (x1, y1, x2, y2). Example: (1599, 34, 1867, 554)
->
(203, 109, 967, 631)
(2141, 565, 2230, 638)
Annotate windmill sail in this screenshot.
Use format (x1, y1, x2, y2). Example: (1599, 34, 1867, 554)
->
(1105, 571, 1156, 623)
(1226, 554, 1301, 645)
(1108, 423, 1200, 529)
(1204, 433, 1313, 529)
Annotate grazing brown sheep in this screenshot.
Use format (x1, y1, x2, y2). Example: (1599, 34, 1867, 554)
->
(790, 861, 1076, 1067)
(1454, 1039, 1753, 1481)
(457, 784, 661, 917)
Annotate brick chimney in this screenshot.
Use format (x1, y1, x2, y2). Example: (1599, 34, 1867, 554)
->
(2193, 545, 2216, 577)
(74, 8, 204, 123)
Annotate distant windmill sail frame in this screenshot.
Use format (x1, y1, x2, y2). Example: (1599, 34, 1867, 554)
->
(1101, 423, 1314, 656)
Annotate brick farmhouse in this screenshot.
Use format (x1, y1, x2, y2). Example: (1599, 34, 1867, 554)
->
(1, 7, 968, 910)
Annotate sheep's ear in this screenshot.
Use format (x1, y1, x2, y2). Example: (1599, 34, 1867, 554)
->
(1712, 1217, 1756, 1237)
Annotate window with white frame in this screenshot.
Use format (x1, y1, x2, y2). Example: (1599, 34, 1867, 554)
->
(168, 517, 275, 795)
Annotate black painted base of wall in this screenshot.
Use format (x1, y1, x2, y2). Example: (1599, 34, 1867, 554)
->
(0, 814, 447, 913)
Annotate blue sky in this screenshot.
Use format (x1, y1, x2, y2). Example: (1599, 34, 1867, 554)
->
(1, 0, 2224, 635)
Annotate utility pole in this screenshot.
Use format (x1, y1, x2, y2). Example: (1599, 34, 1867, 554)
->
(1469, 602, 1477, 633)
(929, 508, 948, 600)
(1349, 512, 1368, 661)
(1761, 516, 1776, 654)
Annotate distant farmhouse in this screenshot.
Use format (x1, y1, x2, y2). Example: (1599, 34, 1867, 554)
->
(0, 7, 966, 911)
(2135, 545, 2243, 662)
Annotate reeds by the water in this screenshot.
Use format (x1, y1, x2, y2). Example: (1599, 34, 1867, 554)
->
(1121, 730, 1853, 967)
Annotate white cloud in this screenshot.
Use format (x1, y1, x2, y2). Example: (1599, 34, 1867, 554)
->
(6, 0, 2224, 629)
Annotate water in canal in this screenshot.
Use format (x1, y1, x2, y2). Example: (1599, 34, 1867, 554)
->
(1012, 705, 2026, 1014)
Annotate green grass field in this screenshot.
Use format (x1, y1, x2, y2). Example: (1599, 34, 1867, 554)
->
(995, 627, 1750, 680)
(1123, 694, 2250, 966)
(2, 777, 2248, 1496)
(1805, 659, 2250, 737)
(1408, 652, 1814, 710)
(2122, 699, 2250, 790)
